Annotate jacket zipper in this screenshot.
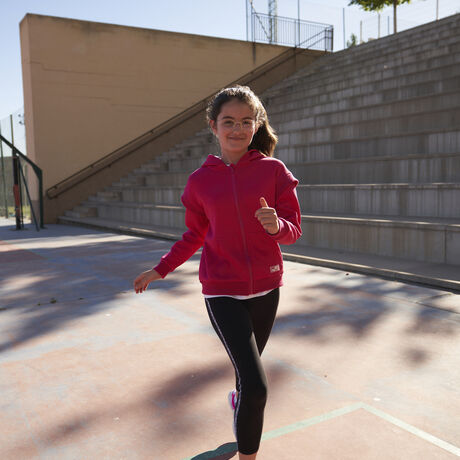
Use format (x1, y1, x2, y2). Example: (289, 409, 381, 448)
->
(230, 167, 254, 294)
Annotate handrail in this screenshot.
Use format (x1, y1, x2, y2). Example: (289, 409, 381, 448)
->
(0, 134, 44, 229)
(46, 45, 328, 200)
(251, 11, 333, 50)
(298, 26, 334, 50)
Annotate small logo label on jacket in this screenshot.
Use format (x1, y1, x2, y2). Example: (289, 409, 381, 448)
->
(270, 264, 280, 273)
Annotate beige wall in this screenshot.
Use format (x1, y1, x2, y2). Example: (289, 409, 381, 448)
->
(20, 14, 289, 193)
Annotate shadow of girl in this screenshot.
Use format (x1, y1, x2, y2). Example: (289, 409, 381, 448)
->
(189, 442, 238, 459)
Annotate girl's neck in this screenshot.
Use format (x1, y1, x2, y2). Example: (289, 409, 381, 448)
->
(221, 150, 247, 165)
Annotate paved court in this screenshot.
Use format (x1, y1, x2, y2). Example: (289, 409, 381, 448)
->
(0, 218, 459, 459)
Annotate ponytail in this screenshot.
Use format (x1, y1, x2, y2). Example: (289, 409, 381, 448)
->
(249, 113, 278, 157)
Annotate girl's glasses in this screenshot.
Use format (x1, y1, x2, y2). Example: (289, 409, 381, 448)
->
(218, 119, 256, 131)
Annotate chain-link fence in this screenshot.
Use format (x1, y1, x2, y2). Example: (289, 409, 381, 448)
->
(247, 0, 460, 52)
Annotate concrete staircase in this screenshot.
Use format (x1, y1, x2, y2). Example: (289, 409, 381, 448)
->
(60, 14, 460, 291)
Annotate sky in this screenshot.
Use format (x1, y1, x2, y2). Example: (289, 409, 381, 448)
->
(1, 0, 459, 123)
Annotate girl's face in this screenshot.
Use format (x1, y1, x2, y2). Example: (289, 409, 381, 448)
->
(210, 99, 258, 162)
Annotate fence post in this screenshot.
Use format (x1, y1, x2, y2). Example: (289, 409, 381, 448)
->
(12, 151, 23, 229)
(38, 167, 44, 228)
(297, 0, 300, 45)
(0, 127, 8, 218)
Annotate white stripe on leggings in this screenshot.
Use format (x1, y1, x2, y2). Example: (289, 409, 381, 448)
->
(205, 298, 242, 442)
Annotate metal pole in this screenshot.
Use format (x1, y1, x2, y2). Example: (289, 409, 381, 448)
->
(343, 8, 346, 49)
(0, 126, 8, 218)
(12, 152, 22, 229)
(10, 114, 14, 146)
(436, 0, 439, 20)
(246, 0, 249, 41)
(10, 114, 24, 229)
(360, 20, 363, 43)
(378, 13, 381, 38)
(18, 159, 39, 231)
(38, 168, 44, 228)
(298, 0, 300, 46)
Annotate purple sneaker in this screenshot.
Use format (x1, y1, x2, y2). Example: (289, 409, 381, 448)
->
(228, 390, 237, 411)
(227, 390, 237, 437)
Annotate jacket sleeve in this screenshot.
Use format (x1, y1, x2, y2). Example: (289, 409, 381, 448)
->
(154, 177, 209, 278)
(269, 164, 302, 245)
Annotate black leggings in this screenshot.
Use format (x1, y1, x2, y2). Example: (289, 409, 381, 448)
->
(205, 288, 279, 455)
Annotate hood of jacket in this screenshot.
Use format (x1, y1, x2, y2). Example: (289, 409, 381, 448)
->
(202, 149, 265, 169)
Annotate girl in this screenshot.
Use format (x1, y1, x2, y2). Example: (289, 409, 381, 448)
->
(134, 85, 302, 459)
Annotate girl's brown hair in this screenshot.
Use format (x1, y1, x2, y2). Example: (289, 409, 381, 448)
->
(206, 85, 278, 157)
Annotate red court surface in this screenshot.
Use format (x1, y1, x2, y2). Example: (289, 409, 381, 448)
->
(0, 219, 459, 459)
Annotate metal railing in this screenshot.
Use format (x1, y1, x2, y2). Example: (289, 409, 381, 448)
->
(0, 134, 44, 230)
(251, 12, 333, 51)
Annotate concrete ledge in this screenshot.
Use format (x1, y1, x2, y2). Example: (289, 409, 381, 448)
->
(283, 247, 460, 294)
(288, 152, 460, 184)
(58, 216, 183, 241)
(57, 216, 460, 294)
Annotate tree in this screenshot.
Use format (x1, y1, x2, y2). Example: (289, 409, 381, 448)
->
(348, 0, 411, 34)
(347, 33, 358, 47)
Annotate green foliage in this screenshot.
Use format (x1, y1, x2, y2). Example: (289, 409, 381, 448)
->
(348, 0, 411, 11)
(347, 33, 358, 47)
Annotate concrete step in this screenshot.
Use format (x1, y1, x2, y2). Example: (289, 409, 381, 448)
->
(278, 130, 460, 164)
(269, 47, 460, 108)
(327, 35, 460, 73)
(264, 64, 460, 119)
(133, 163, 164, 174)
(93, 201, 186, 229)
(282, 245, 460, 292)
(113, 173, 147, 187)
(272, 92, 460, 139)
(158, 129, 212, 155)
(94, 182, 459, 220)
(322, 19, 460, 70)
(267, 31, 460, 99)
(297, 213, 460, 265)
(163, 155, 210, 172)
(269, 73, 460, 126)
(58, 215, 184, 241)
(268, 43, 460, 105)
(152, 122, 460, 176)
(113, 185, 184, 205)
(144, 171, 191, 187)
(64, 204, 98, 219)
(88, 190, 122, 203)
(111, 152, 460, 188)
(276, 107, 460, 148)
(56, 214, 460, 291)
(283, 16, 460, 85)
(154, 131, 213, 164)
(288, 152, 460, 184)
(296, 183, 460, 218)
(77, 196, 460, 265)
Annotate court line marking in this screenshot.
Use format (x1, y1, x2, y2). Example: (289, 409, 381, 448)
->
(261, 402, 363, 441)
(262, 402, 460, 457)
(361, 403, 460, 457)
(183, 402, 460, 459)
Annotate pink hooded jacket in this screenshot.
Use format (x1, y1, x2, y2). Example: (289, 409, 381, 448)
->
(154, 149, 302, 295)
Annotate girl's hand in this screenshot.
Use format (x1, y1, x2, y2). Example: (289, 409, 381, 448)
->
(133, 269, 162, 293)
(255, 197, 279, 235)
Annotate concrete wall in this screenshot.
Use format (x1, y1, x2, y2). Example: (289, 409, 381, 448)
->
(20, 14, 288, 193)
